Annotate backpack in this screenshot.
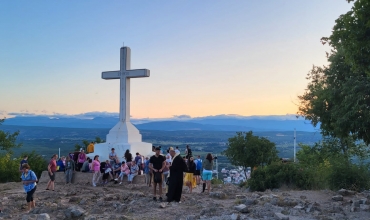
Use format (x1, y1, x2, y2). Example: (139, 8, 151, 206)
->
(196, 159, 202, 170)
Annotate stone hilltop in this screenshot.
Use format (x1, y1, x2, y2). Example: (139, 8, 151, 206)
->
(0, 172, 370, 220)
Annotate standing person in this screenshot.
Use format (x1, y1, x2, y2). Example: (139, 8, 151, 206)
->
(20, 163, 38, 213)
(143, 157, 151, 187)
(124, 149, 133, 163)
(65, 156, 75, 184)
(77, 150, 86, 171)
(149, 147, 166, 201)
(87, 142, 94, 153)
(73, 149, 81, 170)
(92, 155, 101, 187)
(175, 146, 180, 156)
(184, 157, 196, 193)
(128, 160, 139, 184)
(202, 153, 214, 193)
(162, 155, 172, 188)
(109, 148, 117, 166)
(46, 154, 58, 191)
(167, 148, 187, 204)
(19, 155, 28, 171)
(134, 153, 143, 175)
(194, 155, 202, 185)
(185, 145, 192, 159)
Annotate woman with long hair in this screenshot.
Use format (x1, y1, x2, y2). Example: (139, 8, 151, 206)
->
(77, 150, 86, 171)
(184, 156, 196, 193)
(124, 149, 133, 163)
(21, 163, 38, 212)
(202, 153, 214, 193)
(91, 155, 101, 187)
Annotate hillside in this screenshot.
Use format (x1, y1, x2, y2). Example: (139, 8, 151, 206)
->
(0, 179, 369, 219)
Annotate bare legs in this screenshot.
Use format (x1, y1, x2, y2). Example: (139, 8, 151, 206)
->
(46, 180, 54, 190)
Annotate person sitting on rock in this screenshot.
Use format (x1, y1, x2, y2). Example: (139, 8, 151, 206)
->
(115, 161, 130, 184)
(102, 160, 114, 185)
(128, 160, 139, 184)
(56, 156, 65, 172)
(81, 157, 90, 172)
(112, 158, 122, 179)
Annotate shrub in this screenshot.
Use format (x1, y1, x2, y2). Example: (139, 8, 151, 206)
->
(328, 158, 370, 191)
(248, 162, 315, 191)
(211, 178, 223, 185)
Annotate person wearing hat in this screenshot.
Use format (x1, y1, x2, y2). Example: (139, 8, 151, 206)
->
(149, 147, 166, 201)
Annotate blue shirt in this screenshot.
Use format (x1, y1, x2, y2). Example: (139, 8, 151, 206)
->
(144, 160, 150, 174)
(21, 170, 37, 193)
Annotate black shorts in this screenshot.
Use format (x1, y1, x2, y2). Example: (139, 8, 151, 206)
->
(194, 170, 201, 176)
(49, 172, 56, 181)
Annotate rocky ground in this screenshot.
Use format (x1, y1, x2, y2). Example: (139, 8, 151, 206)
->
(0, 180, 369, 220)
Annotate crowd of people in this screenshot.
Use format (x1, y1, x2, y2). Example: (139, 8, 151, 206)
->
(18, 144, 215, 212)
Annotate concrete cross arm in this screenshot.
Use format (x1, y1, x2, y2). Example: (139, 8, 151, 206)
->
(102, 71, 120, 80)
(127, 69, 150, 78)
(102, 69, 150, 80)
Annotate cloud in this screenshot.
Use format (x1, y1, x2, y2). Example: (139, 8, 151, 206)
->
(172, 115, 192, 119)
(8, 112, 36, 116)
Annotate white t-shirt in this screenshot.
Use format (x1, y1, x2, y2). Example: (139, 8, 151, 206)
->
(175, 149, 180, 155)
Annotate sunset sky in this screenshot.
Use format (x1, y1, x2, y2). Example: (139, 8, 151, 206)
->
(0, 1, 352, 119)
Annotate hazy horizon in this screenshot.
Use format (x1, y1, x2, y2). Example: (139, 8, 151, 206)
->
(0, 1, 353, 118)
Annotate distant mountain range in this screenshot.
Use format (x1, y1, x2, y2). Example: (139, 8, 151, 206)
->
(2, 112, 319, 132)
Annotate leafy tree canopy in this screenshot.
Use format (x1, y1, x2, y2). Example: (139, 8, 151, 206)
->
(0, 119, 22, 153)
(298, 0, 370, 144)
(222, 131, 278, 175)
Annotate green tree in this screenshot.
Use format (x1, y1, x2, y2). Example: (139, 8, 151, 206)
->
(322, 0, 370, 76)
(298, 0, 370, 144)
(20, 151, 48, 178)
(0, 119, 22, 153)
(222, 131, 278, 177)
(95, 137, 104, 143)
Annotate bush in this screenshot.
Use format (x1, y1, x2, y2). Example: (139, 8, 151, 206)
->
(0, 151, 48, 183)
(248, 162, 314, 191)
(211, 178, 223, 185)
(0, 153, 21, 182)
(328, 158, 370, 191)
(20, 151, 48, 178)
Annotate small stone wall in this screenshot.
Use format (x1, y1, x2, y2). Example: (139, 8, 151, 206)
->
(39, 171, 145, 185)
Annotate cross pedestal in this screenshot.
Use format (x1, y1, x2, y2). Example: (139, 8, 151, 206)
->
(87, 47, 153, 162)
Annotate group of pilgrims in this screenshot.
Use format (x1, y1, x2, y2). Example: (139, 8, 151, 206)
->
(18, 144, 215, 212)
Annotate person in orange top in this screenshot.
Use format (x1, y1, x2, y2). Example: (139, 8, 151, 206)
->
(87, 142, 94, 153)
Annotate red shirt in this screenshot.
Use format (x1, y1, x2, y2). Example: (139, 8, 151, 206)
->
(49, 159, 57, 172)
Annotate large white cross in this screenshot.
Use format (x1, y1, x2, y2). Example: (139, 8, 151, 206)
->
(102, 47, 150, 122)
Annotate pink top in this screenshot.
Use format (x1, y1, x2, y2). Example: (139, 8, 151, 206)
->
(92, 160, 100, 171)
(121, 164, 130, 175)
(78, 153, 86, 163)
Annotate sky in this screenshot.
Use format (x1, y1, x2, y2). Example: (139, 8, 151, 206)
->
(0, 1, 353, 119)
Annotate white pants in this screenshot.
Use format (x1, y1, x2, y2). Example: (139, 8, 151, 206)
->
(128, 173, 137, 182)
(118, 172, 128, 181)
